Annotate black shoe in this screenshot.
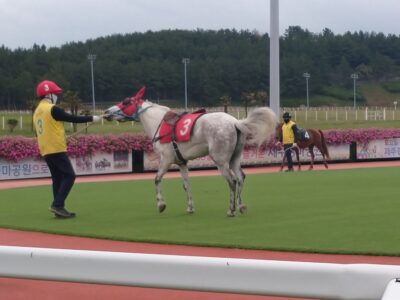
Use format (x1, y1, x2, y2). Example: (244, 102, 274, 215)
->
(285, 168, 294, 172)
(49, 206, 76, 218)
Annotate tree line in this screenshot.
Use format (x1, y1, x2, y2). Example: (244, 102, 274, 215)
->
(1, 27, 400, 109)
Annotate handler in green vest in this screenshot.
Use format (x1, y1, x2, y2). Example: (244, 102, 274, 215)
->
(281, 112, 299, 172)
(33, 80, 101, 218)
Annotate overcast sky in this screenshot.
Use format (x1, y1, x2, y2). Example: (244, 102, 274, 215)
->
(1, 0, 400, 49)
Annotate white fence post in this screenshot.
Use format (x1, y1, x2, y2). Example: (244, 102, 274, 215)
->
(382, 279, 400, 300)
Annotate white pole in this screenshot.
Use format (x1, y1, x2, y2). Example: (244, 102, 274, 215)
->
(88, 54, 97, 114)
(182, 58, 190, 110)
(269, 0, 280, 115)
(351, 73, 358, 108)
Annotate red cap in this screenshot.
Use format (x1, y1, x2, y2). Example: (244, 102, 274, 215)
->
(36, 80, 62, 97)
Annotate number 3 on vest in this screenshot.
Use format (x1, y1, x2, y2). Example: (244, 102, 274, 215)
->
(37, 119, 43, 135)
(180, 119, 192, 136)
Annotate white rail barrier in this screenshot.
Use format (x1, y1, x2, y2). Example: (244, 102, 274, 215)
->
(0, 246, 400, 300)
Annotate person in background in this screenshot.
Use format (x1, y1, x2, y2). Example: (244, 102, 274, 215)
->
(281, 111, 299, 172)
(33, 80, 101, 218)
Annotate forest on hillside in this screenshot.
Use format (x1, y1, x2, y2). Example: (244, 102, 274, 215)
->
(1, 27, 400, 109)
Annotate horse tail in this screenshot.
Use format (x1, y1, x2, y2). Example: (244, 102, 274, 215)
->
(237, 107, 278, 146)
(319, 129, 330, 159)
(229, 127, 246, 168)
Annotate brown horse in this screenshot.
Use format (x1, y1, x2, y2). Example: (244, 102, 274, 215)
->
(276, 125, 330, 171)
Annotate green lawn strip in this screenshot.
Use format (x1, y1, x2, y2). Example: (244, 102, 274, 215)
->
(1, 167, 399, 256)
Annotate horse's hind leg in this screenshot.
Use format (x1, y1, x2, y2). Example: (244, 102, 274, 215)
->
(178, 164, 194, 213)
(236, 169, 246, 214)
(216, 162, 237, 217)
(308, 145, 315, 170)
(230, 160, 246, 214)
(317, 146, 329, 169)
(323, 155, 329, 169)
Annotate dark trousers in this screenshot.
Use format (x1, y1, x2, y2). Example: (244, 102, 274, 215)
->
(283, 144, 294, 170)
(44, 152, 76, 208)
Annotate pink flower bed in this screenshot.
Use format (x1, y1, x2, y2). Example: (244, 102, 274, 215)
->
(2, 129, 400, 162)
(0, 134, 152, 162)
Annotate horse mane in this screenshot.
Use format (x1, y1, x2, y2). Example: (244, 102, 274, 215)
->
(144, 100, 170, 112)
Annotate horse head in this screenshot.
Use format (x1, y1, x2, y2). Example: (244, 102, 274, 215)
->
(104, 87, 146, 122)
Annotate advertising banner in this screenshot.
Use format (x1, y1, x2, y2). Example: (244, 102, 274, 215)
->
(0, 150, 132, 180)
(357, 138, 400, 159)
(143, 144, 350, 171)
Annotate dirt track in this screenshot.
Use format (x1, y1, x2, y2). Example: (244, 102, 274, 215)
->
(1, 161, 400, 300)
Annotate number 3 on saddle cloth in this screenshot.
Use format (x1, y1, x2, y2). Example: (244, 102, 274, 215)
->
(157, 109, 206, 144)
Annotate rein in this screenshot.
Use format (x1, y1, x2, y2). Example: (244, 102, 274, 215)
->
(151, 119, 164, 143)
(67, 122, 94, 141)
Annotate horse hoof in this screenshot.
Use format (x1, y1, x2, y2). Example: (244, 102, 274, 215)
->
(226, 210, 236, 217)
(158, 203, 166, 213)
(239, 204, 247, 214)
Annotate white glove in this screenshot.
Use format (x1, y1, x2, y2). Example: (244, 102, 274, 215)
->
(92, 115, 101, 123)
(293, 143, 298, 148)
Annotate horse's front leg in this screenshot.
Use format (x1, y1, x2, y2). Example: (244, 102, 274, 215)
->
(155, 162, 169, 213)
(178, 164, 194, 214)
(295, 148, 301, 171)
(280, 153, 286, 172)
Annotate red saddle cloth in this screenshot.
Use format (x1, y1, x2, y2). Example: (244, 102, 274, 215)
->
(158, 110, 206, 144)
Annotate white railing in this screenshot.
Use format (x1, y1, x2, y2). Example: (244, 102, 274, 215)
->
(0, 246, 400, 300)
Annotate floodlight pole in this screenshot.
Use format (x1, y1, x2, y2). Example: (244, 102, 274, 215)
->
(351, 73, 359, 109)
(182, 58, 190, 111)
(303, 72, 310, 108)
(269, 0, 280, 115)
(88, 54, 97, 114)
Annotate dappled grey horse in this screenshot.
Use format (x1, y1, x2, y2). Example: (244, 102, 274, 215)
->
(105, 88, 277, 216)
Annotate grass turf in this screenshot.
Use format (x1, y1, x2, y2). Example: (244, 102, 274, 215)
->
(1, 167, 400, 256)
